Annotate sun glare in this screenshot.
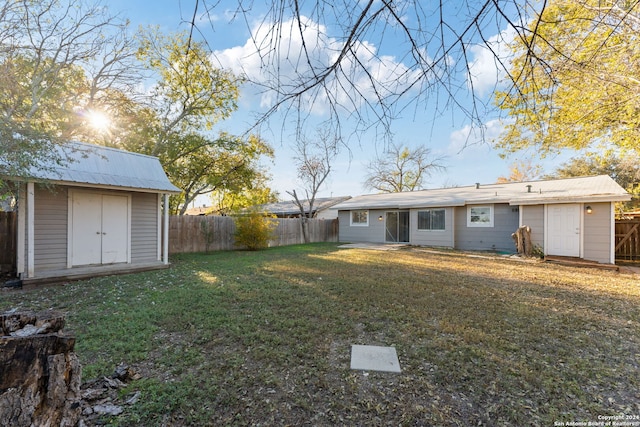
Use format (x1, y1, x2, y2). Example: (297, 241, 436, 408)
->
(87, 110, 111, 133)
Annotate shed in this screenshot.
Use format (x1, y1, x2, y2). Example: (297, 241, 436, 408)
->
(4, 142, 181, 285)
(333, 175, 630, 264)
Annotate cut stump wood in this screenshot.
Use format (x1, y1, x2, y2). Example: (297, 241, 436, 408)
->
(512, 225, 532, 256)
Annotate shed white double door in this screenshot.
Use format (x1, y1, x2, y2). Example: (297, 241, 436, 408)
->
(547, 204, 581, 257)
(70, 192, 130, 266)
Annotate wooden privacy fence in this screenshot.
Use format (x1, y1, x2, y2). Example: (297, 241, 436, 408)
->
(0, 211, 17, 273)
(169, 216, 339, 254)
(615, 219, 640, 261)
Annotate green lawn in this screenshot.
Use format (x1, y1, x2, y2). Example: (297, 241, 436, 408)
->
(1, 243, 639, 426)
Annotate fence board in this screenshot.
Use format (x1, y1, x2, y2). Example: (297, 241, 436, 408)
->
(0, 211, 17, 273)
(615, 219, 640, 261)
(169, 216, 338, 254)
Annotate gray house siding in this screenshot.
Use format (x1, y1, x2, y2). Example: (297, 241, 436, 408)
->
(521, 205, 544, 251)
(338, 209, 386, 242)
(454, 204, 519, 253)
(34, 185, 68, 273)
(410, 207, 454, 248)
(583, 202, 612, 264)
(131, 192, 159, 263)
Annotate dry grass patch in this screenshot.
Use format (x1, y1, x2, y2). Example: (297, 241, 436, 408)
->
(1, 243, 638, 426)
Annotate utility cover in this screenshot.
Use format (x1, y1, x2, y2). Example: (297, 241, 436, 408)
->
(350, 345, 401, 373)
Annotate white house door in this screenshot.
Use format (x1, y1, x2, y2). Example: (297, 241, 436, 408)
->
(71, 192, 129, 266)
(547, 204, 581, 257)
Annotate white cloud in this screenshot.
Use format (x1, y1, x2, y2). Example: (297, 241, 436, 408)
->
(467, 27, 516, 96)
(212, 15, 426, 117)
(448, 118, 504, 156)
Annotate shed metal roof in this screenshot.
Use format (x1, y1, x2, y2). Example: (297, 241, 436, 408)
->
(21, 142, 181, 193)
(333, 175, 630, 210)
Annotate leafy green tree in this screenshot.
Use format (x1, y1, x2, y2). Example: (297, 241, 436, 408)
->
(210, 176, 278, 215)
(495, 0, 640, 156)
(135, 29, 240, 155)
(158, 132, 274, 215)
(117, 30, 273, 215)
(363, 142, 445, 192)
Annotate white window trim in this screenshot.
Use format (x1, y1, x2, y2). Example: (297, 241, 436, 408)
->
(417, 208, 446, 232)
(467, 205, 494, 227)
(350, 210, 369, 226)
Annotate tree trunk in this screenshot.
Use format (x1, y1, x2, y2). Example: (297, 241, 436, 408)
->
(0, 311, 82, 427)
(511, 225, 532, 256)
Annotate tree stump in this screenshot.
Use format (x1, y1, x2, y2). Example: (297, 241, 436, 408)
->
(0, 310, 82, 427)
(511, 225, 533, 256)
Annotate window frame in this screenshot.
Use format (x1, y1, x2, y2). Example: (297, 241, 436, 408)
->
(417, 208, 446, 231)
(467, 205, 494, 227)
(350, 209, 369, 226)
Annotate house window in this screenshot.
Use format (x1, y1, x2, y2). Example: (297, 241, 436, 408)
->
(351, 210, 369, 226)
(417, 209, 445, 230)
(467, 205, 493, 227)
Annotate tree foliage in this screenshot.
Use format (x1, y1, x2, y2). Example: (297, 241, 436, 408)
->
(189, 0, 608, 143)
(160, 132, 274, 215)
(544, 151, 640, 211)
(233, 210, 277, 251)
(136, 29, 240, 154)
(364, 142, 445, 192)
(496, 159, 542, 183)
(0, 2, 273, 215)
(0, 0, 138, 190)
(210, 177, 278, 216)
(495, 0, 640, 156)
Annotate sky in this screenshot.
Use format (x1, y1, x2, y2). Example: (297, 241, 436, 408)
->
(106, 0, 575, 205)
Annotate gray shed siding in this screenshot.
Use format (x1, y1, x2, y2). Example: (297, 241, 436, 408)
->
(338, 209, 386, 242)
(583, 202, 613, 264)
(30, 185, 162, 276)
(131, 193, 159, 262)
(34, 185, 68, 273)
(410, 207, 454, 248)
(521, 205, 544, 251)
(454, 203, 519, 253)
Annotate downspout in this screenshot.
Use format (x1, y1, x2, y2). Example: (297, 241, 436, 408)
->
(27, 182, 35, 278)
(157, 193, 162, 261)
(163, 193, 169, 265)
(610, 202, 616, 264)
(16, 183, 26, 278)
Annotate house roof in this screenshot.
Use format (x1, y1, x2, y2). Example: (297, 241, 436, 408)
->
(18, 142, 181, 193)
(333, 175, 630, 210)
(255, 196, 352, 215)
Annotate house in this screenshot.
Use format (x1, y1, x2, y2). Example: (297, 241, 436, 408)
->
(3, 142, 181, 285)
(252, 196, 351, 219)
(333, 175, 630, 264)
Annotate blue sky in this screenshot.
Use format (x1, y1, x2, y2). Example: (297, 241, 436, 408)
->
(107, 0, 574, 203)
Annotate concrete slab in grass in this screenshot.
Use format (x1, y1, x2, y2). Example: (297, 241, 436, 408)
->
(350, 345, 401, 373)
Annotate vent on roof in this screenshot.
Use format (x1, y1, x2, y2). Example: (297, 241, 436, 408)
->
(475, 183, 480, 189)
(526, 185, 532, 193)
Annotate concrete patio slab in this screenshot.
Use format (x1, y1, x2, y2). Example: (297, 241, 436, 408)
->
(338, 243, 408, 251)
(350, 345, 401, 373)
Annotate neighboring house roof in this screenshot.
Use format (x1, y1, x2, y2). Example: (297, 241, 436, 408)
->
(184, 206, 212, 216)
(334, 175, 630, 210)
(255, 196, 352, 216)
(11, 141, 181, 193)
